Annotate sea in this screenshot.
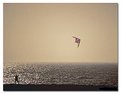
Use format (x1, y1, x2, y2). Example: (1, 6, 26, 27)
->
(3, 63, 118, 87)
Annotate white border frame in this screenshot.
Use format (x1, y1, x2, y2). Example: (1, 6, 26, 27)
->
(1, 0, 120, 94)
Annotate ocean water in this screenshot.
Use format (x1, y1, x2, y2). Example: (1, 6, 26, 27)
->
(3, 63, 118, 87)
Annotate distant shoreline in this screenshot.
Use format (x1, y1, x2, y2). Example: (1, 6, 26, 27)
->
(3, 62, 118, 68)
(3, 84, 118, 91)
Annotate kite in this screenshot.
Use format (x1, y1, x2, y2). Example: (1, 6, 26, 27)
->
(72, 36, 81, 47)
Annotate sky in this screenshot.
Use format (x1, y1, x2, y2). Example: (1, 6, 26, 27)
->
(4, 3, 118, 64)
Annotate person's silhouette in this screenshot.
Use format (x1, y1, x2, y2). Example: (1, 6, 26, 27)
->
(15, 74, 19, 84)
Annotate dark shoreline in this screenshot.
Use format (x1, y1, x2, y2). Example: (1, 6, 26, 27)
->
(3, 84, 118, 91)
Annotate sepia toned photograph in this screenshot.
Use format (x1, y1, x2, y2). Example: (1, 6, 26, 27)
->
(3, 3, 118, 91)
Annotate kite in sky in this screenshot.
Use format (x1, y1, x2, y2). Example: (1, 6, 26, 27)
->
(72, 36, 81, 47)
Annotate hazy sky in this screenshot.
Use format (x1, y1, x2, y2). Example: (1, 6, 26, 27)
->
(4, 3, 118, 64)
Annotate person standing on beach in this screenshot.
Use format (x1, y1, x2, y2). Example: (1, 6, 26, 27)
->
(15, 74, 19, 84)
